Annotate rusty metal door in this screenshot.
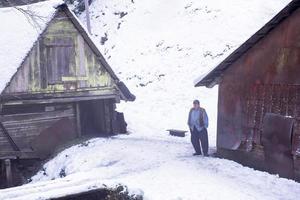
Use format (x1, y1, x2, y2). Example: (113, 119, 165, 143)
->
(262, 113, 294, 179)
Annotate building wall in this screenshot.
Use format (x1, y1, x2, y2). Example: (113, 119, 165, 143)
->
(3, 10, 115, 96)
(0, 103, 76, 154)
(0, 9, 123, 159)
(217, 8, 300, 178)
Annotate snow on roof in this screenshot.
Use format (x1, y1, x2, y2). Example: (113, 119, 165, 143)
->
(0, 0, 63, 92)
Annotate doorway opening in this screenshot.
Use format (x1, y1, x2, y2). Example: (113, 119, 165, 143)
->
(79, 99, 113, 136)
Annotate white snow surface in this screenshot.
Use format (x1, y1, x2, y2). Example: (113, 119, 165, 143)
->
(2, 0, 300, 199)
(2, 135, 300, 200)
(0, 0, 63, 92)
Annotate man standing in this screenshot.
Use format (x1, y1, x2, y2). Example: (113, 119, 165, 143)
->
(187, 100, 209, 156)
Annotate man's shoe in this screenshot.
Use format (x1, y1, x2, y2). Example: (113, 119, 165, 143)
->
(193, 153, 202, 156)
(204, 154, 209, 157)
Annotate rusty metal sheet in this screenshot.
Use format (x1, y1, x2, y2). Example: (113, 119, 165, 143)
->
(262, 113, 294, 179)
(30, 118, 77, 159)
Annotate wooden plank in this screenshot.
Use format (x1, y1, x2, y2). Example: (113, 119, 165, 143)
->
(0, 151, 38, 159)
(1, 108, 74, 122)
(0, 105, 76, 153)
(0, 122, 20, 151)
(77, 35, 87, 77)
(1, 87, 117, 101)
(98, 100, 105, 133)
(2, 94, 118, 106)
(5, 159, 12, 187)
(75, 102, 81, 137)
(104, 99, 113, 134)
(46, 46, 55, 83)
(39, 37, 47, 89)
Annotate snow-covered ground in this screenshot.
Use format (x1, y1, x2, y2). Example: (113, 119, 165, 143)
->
(1, 134, 300, 200)
(2, 0, 300, 199)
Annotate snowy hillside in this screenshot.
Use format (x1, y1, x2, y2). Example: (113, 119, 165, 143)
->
(2, 0, 300, 199)
(78, 0, 292, 145)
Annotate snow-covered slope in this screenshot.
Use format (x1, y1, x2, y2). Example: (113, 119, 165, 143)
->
(79, 0, 292, 145)
(2, 0, 300, 200)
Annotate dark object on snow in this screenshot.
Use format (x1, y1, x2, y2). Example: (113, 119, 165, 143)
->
(195, 0, 300, 182)
(100, 33, 108, 45)
(65, 0, 94, 15)
(50, 185, 143, 200)
(262, 113, 295, 179)
(167, 129, 187, 137)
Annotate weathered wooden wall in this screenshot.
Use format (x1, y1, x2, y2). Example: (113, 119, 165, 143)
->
(217, 7, 300, 179)
(0, 6, 127, 188)
(0, 103, 76, 157)
(3, 10, 115, 96)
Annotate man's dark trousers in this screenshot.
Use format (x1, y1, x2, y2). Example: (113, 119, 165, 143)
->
(191, 127, 208, 155)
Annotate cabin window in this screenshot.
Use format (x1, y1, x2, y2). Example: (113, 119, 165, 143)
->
(45, 37, 76, 84)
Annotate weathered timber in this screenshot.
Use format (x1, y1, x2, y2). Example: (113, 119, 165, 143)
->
(0, 103, 75, 153)
(5, 159, 12, 187)
(0, 122, 20, 151)
(167, 129, 187, 137)
(75, 102, 81, 137)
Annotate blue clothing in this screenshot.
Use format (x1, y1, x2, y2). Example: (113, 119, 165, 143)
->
(188, 108, 209, 132)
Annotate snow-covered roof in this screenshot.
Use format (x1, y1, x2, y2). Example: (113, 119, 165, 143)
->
(0, 0, 63, 92)
(0, 0, 135, 101)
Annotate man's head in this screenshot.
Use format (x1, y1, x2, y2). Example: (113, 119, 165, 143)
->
(193, 99, 200, 109)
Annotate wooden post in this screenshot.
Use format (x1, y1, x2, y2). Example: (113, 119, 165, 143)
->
(84, 0, 92, 34)
(104, 100, 111, 134)
(75, 102, 82, 138)
(5, 159, 12, 187)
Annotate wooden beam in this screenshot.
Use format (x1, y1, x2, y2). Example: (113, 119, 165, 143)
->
(103, 100, 110, 134)
(1, 88, 117, 101)
(75, 102, 82, 138)
(5, 159, 12, 187)
(2, 94, 118, 106)
(0, 151, 37, 160)
(0, 122, 20, 151)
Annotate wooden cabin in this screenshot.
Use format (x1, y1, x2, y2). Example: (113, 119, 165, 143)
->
(195, 0, 300, 181)
(0, 1, 134, 187)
